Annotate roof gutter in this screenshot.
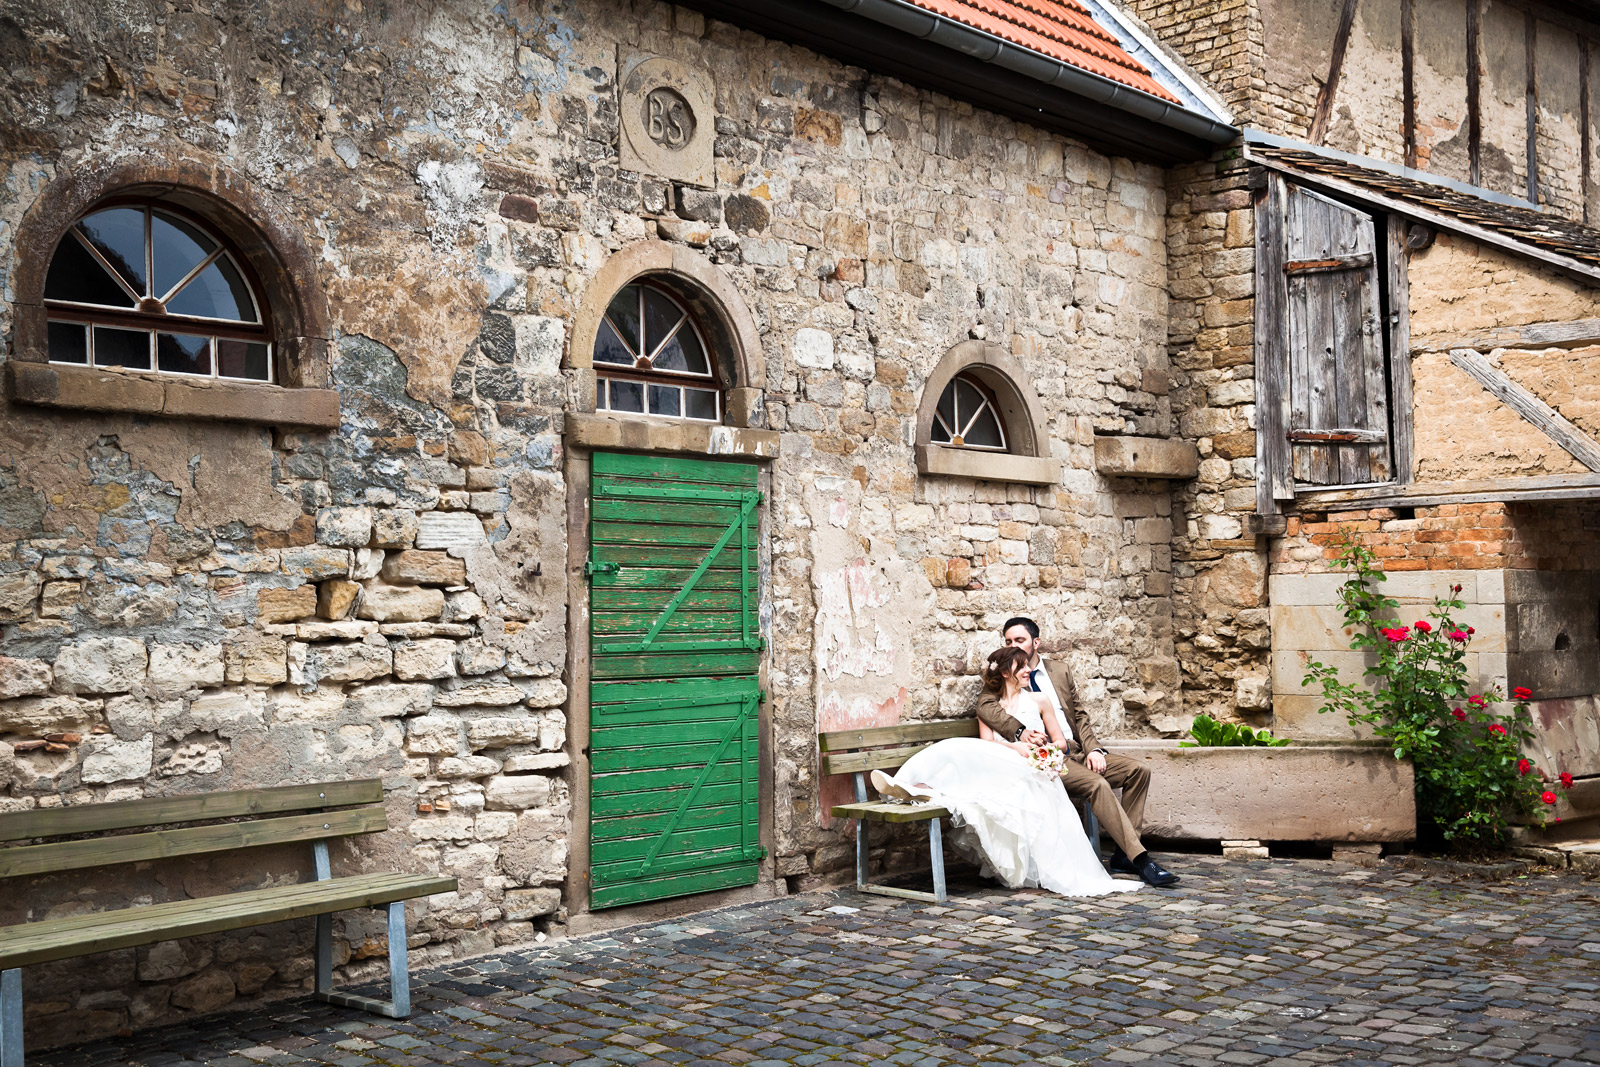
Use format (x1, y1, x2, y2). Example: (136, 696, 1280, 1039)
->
(821, 0, 1238, 146)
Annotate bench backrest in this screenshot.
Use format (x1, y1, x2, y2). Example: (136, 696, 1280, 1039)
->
(0, 779, 387, 880)
(818, 719, 979, 777)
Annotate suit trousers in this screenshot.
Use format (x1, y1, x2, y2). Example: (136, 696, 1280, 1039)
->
(1059, 753, 1150, 860)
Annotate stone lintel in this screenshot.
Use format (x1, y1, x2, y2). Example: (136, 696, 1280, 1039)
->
(565, 412, 780, 460)
(915, 444, 1061, 486)
(6, 362, 340, 429)
(1094, 435, 1200, 479)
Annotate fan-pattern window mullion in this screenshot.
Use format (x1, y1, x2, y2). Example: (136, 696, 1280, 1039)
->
(594, 280, 721, 424)
(930, 372, 1008, 451)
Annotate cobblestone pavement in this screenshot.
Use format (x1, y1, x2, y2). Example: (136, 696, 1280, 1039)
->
(32, 856, 1600, 1067)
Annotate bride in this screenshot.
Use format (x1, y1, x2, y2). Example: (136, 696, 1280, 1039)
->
(873, 646, 1139, 897)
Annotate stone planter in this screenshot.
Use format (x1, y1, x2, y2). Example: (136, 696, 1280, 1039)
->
(1113, 740, 1416, 843)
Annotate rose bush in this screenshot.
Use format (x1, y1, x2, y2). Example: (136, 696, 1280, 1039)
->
(1303, 538, 1572, 850)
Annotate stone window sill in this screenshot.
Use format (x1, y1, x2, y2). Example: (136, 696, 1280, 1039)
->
(916, 444, 1061, 485)
(565, 411, 780, 461)
(5, 362, 340, 429)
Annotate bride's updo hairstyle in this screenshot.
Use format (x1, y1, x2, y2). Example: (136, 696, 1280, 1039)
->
(981, 646, 1031, 694)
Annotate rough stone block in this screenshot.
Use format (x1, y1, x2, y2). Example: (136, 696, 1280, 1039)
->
(293, 641, 393, 685)
(1093, 436, 1200, 478)
(416, 512, 486, 549)
(503, 751, 570, 773)
(318, 579, 362, 620)
(485, 774, 556, 811)
(256, 585, 317, 624)
(53, 638, 148, 694)
(503, 887, 562, 921)
(0, 657, 52, 699)
(523, 679, 568, 709)
(81, 734, 154, 784)
(371, 509, 420, 549)
(315, 507, 374, 548)
(359, 585, 446, 622)
(0, 572, 41, 621)
(37, 580, 80, 618)
(184, 690, 267, 736)
(435, 684, 524, 708)
(224, 637, 288, 685)
(347, 683, 434, 719)
(1234, 676, 1271, 711)
(280, 547, 352, 580)
(393, 639, 457, 681)
(406, 716, 464, 755)
(382, 550, 467, 585)
(456, 639, 506, 676)
(148, 644, 225, 694)
(0, 695, 99, 735)
(467, 716, 539, 749)
(437, 755, 501, 778)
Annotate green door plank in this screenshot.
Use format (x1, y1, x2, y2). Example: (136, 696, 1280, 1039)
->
(589, 453, 762, 910)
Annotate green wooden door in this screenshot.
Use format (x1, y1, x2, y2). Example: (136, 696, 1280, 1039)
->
(587, 451, 764, 910)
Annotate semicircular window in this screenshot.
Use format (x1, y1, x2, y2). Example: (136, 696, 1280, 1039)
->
(43, 204, 273, 382)
(930, 372, 1008, 451)
(593, 281, 720, 422)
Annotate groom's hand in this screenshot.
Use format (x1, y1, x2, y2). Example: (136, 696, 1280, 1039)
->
(1085, 749, 1108, 774)
(1019, 729, 1047, 745)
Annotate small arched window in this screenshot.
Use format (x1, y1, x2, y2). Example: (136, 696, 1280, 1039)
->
(43, 203, 272, 382)
(929, 372, 1008, 451)
(592, 281, 720, 422)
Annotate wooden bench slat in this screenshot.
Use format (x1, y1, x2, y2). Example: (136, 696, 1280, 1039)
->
(818, 720, 977, 752)
(0, 780, 384, 843)
(0, 806, 388, 879)
(0, 872, 457, 970)
(821, 743, 948, 776)
(830, 801, 951, 823)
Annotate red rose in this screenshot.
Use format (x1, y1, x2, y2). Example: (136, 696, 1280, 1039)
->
(1467, 626, 1475, 634)
(1513, 687, 1532, 701)
(1414, 620, 1433, 633)
(1448, 630, 1468, 642)
(1451, 708, 1467, 721)
(1467, 695, 1487, 708)
(1453, 584, 1463, 593)
(1560, 772, 1574, 788)
(1542, 791, 1558, 804)
(1518, 759, 1532, 776)
(1487, 723, 1507, 736)
(1382, 627, 1410, 644)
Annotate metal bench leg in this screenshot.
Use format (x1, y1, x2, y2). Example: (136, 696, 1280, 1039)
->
(314, 903, 413, 1020)
(856, 816, 870, 892)
(929, 818, 947, 903)
(1084, 807, 1102, 863)
(1, 969, 22, 1067)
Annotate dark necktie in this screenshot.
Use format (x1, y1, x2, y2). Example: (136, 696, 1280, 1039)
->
(1030, 669, 1042, 693)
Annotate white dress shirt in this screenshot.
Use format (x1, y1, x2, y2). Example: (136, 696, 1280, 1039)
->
(1027, 659, 1073, 743)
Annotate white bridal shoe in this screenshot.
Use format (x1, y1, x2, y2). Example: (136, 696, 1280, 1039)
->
(871, 769, 932, 803)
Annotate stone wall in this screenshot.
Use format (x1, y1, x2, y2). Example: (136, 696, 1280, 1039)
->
(0, 0, 1180, 1043)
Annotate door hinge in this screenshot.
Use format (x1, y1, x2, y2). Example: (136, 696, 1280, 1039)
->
(584, 558, 620, 578)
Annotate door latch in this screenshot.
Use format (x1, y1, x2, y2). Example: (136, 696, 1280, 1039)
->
(584, 558, 620, 578)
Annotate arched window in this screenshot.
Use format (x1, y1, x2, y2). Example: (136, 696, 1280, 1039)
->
(43, 203, 272, 382)
(592, 280, 720, 422)
(929, 372, 1008, 451)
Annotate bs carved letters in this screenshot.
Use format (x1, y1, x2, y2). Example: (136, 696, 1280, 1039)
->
(620, 56, 714, 187)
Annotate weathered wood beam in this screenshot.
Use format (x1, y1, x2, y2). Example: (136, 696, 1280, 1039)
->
(1255, 174, 1293, 512)
(1469, 0, 1483, 186)
(1298, 472, 1600, 510)
(1527, 12, 1541, 204)
(1310, 0, 1361, 146)
(1584, 40, 1593, 224)
(1284, 253, 1375, 274)
(1385, 214, 1416, 485)
(1402, 0, 1417, 168)
(1413, 317, 1600, 352)
(1448, 347, 1600, 471)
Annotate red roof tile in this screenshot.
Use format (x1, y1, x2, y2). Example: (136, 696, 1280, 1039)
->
(903, 0, 1181, 104)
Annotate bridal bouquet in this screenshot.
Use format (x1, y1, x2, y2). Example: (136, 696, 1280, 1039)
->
(1025, 742, 1070, 780)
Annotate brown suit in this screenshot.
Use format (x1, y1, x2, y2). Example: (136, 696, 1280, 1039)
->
(975, 656, 1151, 860)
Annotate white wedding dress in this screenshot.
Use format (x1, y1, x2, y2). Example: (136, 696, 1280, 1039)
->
(883, 695, 1139, 897)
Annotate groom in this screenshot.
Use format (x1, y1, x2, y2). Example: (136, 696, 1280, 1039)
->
(976, 617, 1179, 888)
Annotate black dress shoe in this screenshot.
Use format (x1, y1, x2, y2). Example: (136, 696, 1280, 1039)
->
(1135, 855, 1179, 887)
(1108, 848, 1139, 875)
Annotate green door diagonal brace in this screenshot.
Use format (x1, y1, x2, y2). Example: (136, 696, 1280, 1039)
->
(627, 697, 752, 880)
(598, 490, 759, 654)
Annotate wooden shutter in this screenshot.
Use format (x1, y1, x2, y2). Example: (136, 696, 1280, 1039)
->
(587, 452, 764, 909)
(1258, 175, 1392, 500)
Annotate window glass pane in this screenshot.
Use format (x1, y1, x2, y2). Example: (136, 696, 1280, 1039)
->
(604, 285, 642, 355)
(933, 381, 957, 440)
(45, 233, 135, 307)
(954, 378, 984, 433)
(649, 384, 681, 417)
(963, 407, 1004, 449)
(77, 208, 148, 296)
(93, 326, 151, 370)
(152, 212, 217, 300)
(653, 326, 710, 375)
(642, 287, 684, 357)
(48, 321, 88, 364)
(166, 254, 254, 321)
(608, 378, 644, 413)
(594, 319, 634, 365)
(596, 379, 609, 410)
(158, 332, 212, 375)
(685, 388, 718, 421)
(217, 340, 271, 381)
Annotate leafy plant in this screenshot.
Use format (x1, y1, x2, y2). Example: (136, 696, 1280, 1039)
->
(1302, 537, 1572, 849)
(1181, 713, 1291, 748)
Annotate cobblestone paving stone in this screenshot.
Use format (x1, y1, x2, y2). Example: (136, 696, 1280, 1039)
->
(31, 856, 1600, 1066)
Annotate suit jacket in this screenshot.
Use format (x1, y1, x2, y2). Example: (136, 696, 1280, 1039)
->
(974, 656, 1102, 759)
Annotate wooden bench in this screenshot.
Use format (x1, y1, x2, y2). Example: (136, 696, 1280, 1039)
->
(820, 719, 1100, 903)
(0, 779, 457, 1067)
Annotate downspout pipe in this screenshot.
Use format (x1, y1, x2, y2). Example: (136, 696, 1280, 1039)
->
(821, 0, 1239, 146)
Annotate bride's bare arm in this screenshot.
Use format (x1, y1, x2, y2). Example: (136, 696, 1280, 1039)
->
(978, 716, 1031, 754)
(1040, 705, 1068, 746)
